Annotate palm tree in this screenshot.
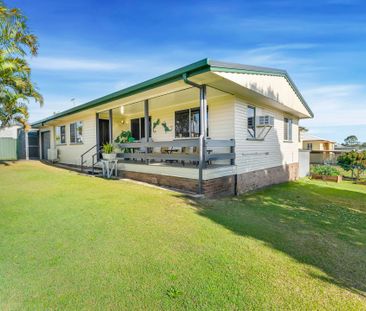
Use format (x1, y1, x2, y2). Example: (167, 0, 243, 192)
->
(0, 1, 43, 128)
(0, 91, 29, 129)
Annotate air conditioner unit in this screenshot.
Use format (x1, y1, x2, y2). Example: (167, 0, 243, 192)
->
(256, 115, 274, 127)
(47, 148, 59, 163)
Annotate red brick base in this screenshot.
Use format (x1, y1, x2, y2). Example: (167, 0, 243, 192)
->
(118, 163, 298, 197)
(118, 171, 235, 197)
(119, 171, 198, 193)
(49, 161, 299, 197)
(236, 163, 299, 194)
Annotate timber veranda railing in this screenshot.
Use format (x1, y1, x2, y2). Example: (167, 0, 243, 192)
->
(116, 139, 235, 165)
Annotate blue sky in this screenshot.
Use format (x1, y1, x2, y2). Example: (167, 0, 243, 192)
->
(11, 0, 366, 143)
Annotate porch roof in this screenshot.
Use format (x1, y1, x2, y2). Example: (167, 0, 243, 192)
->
(32, 58, 313, 127)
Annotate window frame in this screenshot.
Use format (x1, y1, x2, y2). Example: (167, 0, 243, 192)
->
(55, 125, 66, 145)
(175, 109, 190, 138)
(174, 107, 208, 138)
(284, 117, 293, 141)
(247, 105, 256, 138)
(70, 121, 83, 144)
(130, 117, 151, 141)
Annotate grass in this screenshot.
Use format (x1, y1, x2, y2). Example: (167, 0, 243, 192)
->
(0, 161, 365, 310)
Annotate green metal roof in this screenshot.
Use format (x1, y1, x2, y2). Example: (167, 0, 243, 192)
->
(32, 58, 313, 127)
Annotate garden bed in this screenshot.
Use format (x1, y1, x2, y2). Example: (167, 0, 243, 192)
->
(311, 174, 342, 183)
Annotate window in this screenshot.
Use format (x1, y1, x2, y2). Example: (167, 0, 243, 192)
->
(175, 109, 190, 138)
(70, 121, 83, 143)
(55, 125, 66, 144)
(284, 118, 293, 141)
(175, 107, 208, 138)
(247, 106, 256, 138)
(190, 108, 200, 137)
(307, 143, 313, 150)
(130, 117, 151, 140)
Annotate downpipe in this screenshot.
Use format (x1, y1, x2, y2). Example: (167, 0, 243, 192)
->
(182, 74, 206, 195)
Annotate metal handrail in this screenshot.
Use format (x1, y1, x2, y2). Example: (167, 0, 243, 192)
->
(91, 146, 103, 175)
(80, 144, 96, 172)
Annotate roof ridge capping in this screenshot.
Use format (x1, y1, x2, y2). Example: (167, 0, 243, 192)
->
(208, 59, 287, 75)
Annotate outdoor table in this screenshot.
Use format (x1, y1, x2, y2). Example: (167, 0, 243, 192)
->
(166, 148, 179, 154)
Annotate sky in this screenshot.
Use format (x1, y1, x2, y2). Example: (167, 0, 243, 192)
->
(10, 0, 366, 143)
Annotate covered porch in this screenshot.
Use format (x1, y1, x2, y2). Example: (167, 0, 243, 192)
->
(90, 83, 236, 194)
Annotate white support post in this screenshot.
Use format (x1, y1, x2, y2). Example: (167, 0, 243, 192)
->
(144, 99, 149, 143)
(108, 109, 113, 143)
(198, 85, 207, 194)
(25, 130, 29, 160)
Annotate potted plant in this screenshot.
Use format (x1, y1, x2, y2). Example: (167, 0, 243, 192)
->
(102, 143, 116, 160)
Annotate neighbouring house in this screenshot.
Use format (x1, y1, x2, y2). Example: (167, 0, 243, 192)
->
(32, 59, 313, 196)
(300, 132, 338, 164)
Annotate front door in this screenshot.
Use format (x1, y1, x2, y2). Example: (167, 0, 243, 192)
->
(99, 119, 110, 145)
(41, 131, 50, 160)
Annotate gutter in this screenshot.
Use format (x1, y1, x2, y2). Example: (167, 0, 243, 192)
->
(31, 59, 211, 128)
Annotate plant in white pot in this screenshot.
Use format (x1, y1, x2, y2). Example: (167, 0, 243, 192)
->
(102, 143, 116, 160)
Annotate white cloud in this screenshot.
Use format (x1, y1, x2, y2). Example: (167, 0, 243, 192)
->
(302, 84, 366, 127)
(28, 96, 92, 122)
(303, 84, 363, 97)
(215, 43, 319, 70)
(29, 57, 132, 71)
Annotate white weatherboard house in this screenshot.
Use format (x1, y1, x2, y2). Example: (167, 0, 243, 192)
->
(32, 59, 313, 196)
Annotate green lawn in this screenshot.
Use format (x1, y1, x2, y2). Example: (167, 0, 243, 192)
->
(0, 161, 365, 310)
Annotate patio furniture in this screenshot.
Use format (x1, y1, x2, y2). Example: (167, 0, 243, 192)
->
(161, 146, 179, 163)
(101, 159, 118, 178)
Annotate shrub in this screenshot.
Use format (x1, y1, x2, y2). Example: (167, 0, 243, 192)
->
(311, 165, 340, 176)
(114, 130, 135, 153)
(338, 151, 366, 181)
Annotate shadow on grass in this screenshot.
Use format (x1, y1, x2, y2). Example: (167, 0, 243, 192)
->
(184, 182, 366, 296)
(0, 161, 13, 166)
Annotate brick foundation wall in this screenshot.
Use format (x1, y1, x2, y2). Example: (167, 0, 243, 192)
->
(119, 170, 199, 193)
(49, 161, 298, 198)
(236, 162, 299, 194)
(203, 175, 235, 197)
(118, 170, 235, 197)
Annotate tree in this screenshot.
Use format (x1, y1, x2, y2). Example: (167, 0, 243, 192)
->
(0, 1, 43, 128)
(0, 91, 29, 129)
(343, 135, 359, 146)
(337, 150, 366, 181)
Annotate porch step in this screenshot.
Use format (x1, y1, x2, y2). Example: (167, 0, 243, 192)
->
(86, 168, 103, 176)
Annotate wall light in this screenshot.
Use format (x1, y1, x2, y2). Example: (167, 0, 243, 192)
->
(120, 105, 124, 114)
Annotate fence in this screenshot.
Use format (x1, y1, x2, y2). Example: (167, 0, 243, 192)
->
(0, 138, 17, 160)
(299, 149, 310, 177)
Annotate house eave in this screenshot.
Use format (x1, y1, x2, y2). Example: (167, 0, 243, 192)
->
(32, 58, 313, 127)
